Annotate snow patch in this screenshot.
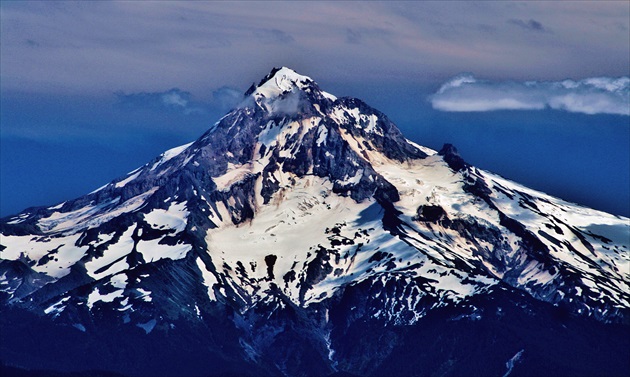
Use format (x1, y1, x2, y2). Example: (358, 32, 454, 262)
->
(87, 287, 124, 310)
(137, 287, 152, 302)
(143, 201, 189, 233)
(48, 202, 66, 211)
(213, 164, 254, 191)
(196, 258, 218, 301)
(38, 188, 158, 233)
(0, 233, 88, 279)
(85, 227, 135, 280)
(115, 171, 141, 188)
(150, 142, 193, 171)
(44, 297, 70, 316)
(137, 237, 191, 263)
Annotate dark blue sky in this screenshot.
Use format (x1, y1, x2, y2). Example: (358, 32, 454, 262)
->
(1, 1, 629, 217)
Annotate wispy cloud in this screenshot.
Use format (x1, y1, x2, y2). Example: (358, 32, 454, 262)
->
(114, 86, 244, 115)
(115, 89, 204, 115)
(25, 39, 40, 47)
(431, 74, 630, 116)
(345, 28, 363, 44)
(254, 29, 294, 45)
(508, 18, 547, 32)
(212, 86, 243, 112)
(161, 91, 188, 108)
(1, 1, 628, 96)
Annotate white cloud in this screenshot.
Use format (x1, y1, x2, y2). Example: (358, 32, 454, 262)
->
(268, 89, 302, 115)
(431, 75, 629, 116)
(115, 88, 205, 115)
(161, 92, 188, 107)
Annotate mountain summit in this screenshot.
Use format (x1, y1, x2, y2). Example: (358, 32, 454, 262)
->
(1, 67, 629, 377)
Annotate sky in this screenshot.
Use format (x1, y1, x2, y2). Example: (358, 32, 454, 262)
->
(1, 1, 629, 217)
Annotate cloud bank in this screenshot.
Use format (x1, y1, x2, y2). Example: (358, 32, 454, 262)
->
(114, 86, 245, 117)
(115, 89, 204, 115)
(431, 74, 630, 116)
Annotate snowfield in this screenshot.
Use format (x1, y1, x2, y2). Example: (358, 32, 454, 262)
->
(0, 66, 628, 330)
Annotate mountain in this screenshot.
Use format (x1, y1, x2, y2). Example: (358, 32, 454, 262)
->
(1, 67, 629, 377)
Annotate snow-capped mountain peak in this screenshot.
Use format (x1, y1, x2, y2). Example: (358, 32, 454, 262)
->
(244, 66, 337, 114)
(1, 67, 628, 377)
(252, 67, 315, 96)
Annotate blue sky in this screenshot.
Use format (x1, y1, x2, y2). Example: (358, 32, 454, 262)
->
(1, 1, 629, 217)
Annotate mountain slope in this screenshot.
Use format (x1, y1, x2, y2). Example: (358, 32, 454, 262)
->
(1, 67, 629, 376)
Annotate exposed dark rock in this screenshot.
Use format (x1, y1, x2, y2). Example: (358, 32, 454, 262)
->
(438, 143, 468, 172)
(415, 205, 450, 225)
(264, 255, 277, 280)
